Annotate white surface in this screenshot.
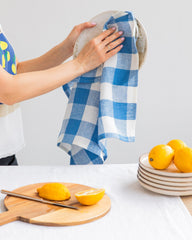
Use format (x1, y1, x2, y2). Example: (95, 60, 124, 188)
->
(1, 0, 192, 165)
(73, 10, 146, 69)
(0, 164, 192, 240)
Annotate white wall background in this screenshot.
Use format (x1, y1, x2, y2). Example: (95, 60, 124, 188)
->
(1, 0, 192, 165)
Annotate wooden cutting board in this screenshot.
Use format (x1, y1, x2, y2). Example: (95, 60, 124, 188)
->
(0, 182, 111, 226)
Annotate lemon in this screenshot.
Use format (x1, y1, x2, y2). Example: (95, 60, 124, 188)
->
(148, 144, 174, 170)
(75, 188, 105, 206)
(37, 183, 71, 201)
(174, 147, 192, 173)
(167, 139, 187, 152)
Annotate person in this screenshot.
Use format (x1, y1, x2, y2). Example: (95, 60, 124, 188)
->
(0, 21, 125, 165)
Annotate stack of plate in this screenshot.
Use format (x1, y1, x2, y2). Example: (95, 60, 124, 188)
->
(137, 153, 192, 196)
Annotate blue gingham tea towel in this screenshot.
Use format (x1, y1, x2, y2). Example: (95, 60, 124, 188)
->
(57, 11, 139, 164)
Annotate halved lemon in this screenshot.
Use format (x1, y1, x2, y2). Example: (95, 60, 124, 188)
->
(75, 188, 105, 206)
(37, 183, 71, 201)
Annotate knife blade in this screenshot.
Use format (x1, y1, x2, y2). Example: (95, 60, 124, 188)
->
(1, 189, 79, 210)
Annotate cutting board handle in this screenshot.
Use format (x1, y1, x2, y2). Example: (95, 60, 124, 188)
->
(0, 210, 19, 226)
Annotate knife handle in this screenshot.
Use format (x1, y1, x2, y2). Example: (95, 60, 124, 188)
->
(1, 189, 79, 210)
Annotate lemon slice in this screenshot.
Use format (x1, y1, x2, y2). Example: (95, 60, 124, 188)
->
(75, 188, 105, 206)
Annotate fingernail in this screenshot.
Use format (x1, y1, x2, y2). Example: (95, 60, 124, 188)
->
(112, 26, 116, 30)
(91, 22, 97, 25)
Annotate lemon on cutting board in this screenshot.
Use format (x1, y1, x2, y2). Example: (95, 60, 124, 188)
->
(174, 147, 192, 173)
(148, 144, 174, 170)
(75, 188, 105, 206)
(37, 183, 71, 201)
(167, 139, 187, 152)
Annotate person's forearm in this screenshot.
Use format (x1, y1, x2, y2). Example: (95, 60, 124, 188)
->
(2, 58, 83, 105)
(17, 38, 73, 73)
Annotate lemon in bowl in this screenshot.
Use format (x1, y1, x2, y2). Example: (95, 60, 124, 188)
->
(167, 139, 187, 152)
(148, 144, 174, 170)
(174, 147, 192, 173)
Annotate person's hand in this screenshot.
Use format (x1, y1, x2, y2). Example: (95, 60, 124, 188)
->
(65, 22, 97, 55)
(74, 27, 125, 73)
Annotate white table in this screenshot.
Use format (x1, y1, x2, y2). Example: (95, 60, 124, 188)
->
(0, 164, 192, 240)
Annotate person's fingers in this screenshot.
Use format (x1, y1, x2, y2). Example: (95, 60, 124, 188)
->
(105, 44, 123, 59)
(95, 27, 116, 43)
(102, 30, 123, 46)
(104, 37, 125, 53)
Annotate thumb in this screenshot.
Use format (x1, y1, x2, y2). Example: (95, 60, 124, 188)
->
(79, 21, 97, 31)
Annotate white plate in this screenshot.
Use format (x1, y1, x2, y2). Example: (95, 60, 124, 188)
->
(138, 166, 192, 185)
(138, 172, 192, 191)
(138, 164, 192, 182)
(139, 153, 192, 177)
(73, 11, 147, 70)
(137, 175, 192, 196)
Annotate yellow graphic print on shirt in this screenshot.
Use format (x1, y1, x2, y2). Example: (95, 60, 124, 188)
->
(0, 31, 17, 105)
(0, 33, 17, 75)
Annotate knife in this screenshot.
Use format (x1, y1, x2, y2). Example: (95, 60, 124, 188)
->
(1, 189, 79, 210)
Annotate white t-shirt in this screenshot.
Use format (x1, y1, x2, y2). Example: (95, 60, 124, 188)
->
(0, 24, 25, 158)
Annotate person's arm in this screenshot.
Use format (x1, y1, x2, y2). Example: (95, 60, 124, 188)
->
(17, 22, 97, 73)
(0, 27, 124, 105)
(16, 39, 73, 73)
(0, 58, 83, 105)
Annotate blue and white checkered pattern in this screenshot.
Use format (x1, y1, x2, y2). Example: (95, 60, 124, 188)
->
(57, 11, 139, 164)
